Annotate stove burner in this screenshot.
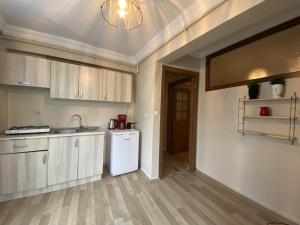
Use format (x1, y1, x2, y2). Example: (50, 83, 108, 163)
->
(8, 126, 50, 130)
(5, 126, 51, 135)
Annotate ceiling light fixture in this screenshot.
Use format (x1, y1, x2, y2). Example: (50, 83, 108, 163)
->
(100, 0, 143, 30)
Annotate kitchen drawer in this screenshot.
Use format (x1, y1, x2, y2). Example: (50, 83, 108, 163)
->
(0, 140, 13, 154)
(5, 138, 49, 153)
(12, 139, 36, 153)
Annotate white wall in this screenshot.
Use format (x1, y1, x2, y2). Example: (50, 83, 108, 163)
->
(134, 62, 156, 178)
(0, 86, 8, 132)
(135, 0, 267, 179)
(4, 86, 132, 129)
(197, 59, 300, 223)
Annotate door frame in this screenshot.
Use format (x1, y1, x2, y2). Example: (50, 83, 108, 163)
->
(159, 65, 199, 178)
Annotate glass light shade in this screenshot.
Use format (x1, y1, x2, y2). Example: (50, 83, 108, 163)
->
(100, 0, 143, 30)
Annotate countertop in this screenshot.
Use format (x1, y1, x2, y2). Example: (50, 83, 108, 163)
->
(0, 130, 105, 141)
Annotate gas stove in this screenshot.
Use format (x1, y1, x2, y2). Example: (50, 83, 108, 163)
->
(5, 126, 51, 135)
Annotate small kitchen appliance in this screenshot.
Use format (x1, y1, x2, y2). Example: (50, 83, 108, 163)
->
(126, 122, 136, 129)
(108, 119, 118, 130)
(5, 126, 50, 135)
(117, 114, 127, 130)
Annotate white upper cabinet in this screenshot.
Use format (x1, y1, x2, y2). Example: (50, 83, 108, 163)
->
(0, 52, 50, 88)
(50, 61, 80, 100)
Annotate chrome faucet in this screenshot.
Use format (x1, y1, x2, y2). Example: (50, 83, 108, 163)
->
(71, 114, 83, 129)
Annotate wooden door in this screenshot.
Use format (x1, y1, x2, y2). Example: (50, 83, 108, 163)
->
(50, 61, 79, 99)
(78, 66, 104, 101)
(78, 135, 104, 179)
(48, 137, 79, 185)
(0, 153, 26, 195)
(1, 52, 50, 88)
(171, 87, 190, 153)
(25, 151, 48, 190)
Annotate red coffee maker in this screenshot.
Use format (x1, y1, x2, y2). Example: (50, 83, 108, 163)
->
(117, 114, 127, 130)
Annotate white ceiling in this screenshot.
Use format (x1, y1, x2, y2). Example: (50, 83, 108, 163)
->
(0, 0, 224, 64)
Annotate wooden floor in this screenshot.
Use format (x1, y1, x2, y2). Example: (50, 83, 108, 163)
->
(0, 152, 296, 225)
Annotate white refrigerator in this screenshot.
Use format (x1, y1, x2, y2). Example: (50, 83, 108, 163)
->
(107, 129, 139, 176)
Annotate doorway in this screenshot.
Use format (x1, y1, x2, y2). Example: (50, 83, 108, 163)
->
(159, 65, 199, 178)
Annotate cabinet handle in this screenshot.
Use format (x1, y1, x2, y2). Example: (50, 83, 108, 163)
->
(103, 91, 107, 100)
(80, 89, 83, 98)
(75, 89, 78, 98)
(43, 153, 47, 164)
(75, 138, 79, 147)
(124, 138, 130, 141)
(18, 81, 32, 86)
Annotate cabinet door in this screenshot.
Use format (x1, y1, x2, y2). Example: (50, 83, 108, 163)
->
(78, 66, 104, 101)
(102, 69, 117, 102)
(25, 55, 50, 88)
(78, 135, 104, 179)
(120, 73, 132, 103)
(25, 151, 48, 190)
(0, 52, 50, 88)
(48, 137, 79, 185)
(0, 153, 26, 195)
(50, 61, 79, 99)
(102, 70, 132, 103)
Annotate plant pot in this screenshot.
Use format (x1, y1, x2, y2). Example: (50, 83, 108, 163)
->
(272, 84, 284, 98)
(248, 85, 260, 99)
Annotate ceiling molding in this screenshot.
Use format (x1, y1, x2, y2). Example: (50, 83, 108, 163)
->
(0, 0, 227, 64)
(2, 25, 136, 64)
(134, 0, 227, 63)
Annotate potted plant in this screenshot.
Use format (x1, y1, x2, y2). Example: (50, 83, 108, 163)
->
(247, 82, 260, 99)
(270, 77, 285, 98)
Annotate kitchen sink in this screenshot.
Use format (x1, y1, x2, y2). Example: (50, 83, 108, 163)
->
(51, 126, 100, 134)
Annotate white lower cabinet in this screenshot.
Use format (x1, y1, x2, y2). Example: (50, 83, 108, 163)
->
(48, 136, 79, 185)
(78, 135, 104, 179)
(0, 151, 48, 195)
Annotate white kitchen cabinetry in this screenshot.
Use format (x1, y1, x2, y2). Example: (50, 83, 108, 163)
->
(0, 52, 50, 88)
(48, 136, 79, 185)
(50, 61, 80, 99)
(78, 135, 104, 179)
(0, 151, 48, 195)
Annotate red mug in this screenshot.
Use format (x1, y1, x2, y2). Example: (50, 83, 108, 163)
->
(260, 107, 270, 116)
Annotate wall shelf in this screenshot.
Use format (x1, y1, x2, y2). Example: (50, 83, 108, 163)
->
(242, 97, 294, 102)
(239, 130, 293, 141)
(238, 92, 297, 145)
(243, 116, 298, 120)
